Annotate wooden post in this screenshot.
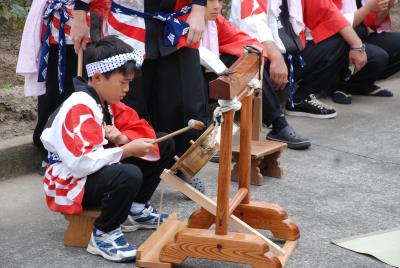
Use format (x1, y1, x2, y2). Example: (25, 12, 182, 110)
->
(215, 110, 234, 235)
(238, 94, 252, 204)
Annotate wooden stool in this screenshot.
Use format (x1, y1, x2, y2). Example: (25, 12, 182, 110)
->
(63, 209, 100, 247)
(232, 140, 287, 185)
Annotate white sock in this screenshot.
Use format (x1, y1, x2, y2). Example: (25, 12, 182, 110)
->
(95, 228, 105, 236)
(130, 202, 145, 214)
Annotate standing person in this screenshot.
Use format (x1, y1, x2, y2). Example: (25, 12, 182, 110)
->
(41, 36, 174, 262)
(332, 0, 400, 104)
(230, 0, 368, 119)
(16, 0, 103, 174)
(202, 0, 311, 149)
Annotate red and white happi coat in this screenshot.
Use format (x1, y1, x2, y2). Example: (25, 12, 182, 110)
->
(41, 91, 160, 215)
(333, 0, 392, 33)
(80, 0, 198, 53)
(230, 0, 349, 53)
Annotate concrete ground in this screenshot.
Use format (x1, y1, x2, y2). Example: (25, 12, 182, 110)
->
(1, 78, 399, 268)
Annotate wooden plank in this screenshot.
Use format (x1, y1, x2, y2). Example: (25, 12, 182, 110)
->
(252, 88, 262, 141)
(215, 110, 234, 235)
(278, 240, 298, 267)
(232, 140, 286, 158)
(228, 188, 248, 216)
(136, 213, 185, 268)
(160, 170, 285, 257)
(209, 53, 259, 100)
(238, 94, 252, 204)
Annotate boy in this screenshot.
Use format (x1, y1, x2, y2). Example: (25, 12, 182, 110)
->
(202, 0, 310, 149)
(41, 36, 174, 262)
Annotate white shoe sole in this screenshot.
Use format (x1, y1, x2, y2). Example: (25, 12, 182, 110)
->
(284, 110, 337, 119)
(87, 243, 136, 262)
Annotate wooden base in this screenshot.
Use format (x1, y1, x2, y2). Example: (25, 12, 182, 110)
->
(232, 140, 287, 185)
(63, 209, 100, 247)
(160, 228, 282, 268)
(136, 213, 185, 268)
(188, 201, 299, 241)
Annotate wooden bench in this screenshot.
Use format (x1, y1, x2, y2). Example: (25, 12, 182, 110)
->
(232, 140, 287, 185)
(63, 209, 100, 248)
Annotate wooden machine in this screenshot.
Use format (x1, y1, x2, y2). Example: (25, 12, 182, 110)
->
(136, 47, 299, 268)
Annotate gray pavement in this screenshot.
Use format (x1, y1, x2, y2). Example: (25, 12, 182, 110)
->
(1, 78, 400, 267)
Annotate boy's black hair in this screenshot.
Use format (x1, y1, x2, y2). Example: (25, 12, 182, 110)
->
(85, 35, 139, 79)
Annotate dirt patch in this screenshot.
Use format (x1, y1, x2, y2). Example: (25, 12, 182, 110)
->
(0, 21, 37, 140)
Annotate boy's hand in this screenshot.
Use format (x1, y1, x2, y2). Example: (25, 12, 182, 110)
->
(121, 138, 155, 159)
(104, 125, 129, 145)
(366, 0, 390, 12)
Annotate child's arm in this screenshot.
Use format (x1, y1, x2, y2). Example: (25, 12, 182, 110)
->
(120, 138, 155, 160)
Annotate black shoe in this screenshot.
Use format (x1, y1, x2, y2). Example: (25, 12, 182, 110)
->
(368, 88, 393, 97)
(332, 91, 352, 104)
(36, 161, 47, 176)
(267, 125, 311, 150)
(209, 152, 220, 163)
(285, 94, 337, 119)
(177, 172, 206, 194)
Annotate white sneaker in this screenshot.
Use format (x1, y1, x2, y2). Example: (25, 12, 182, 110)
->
(121, 204, 168, 232)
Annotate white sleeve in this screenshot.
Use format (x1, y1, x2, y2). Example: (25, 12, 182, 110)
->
(229, 0, 274, 43)
(343, 12, 355, 26)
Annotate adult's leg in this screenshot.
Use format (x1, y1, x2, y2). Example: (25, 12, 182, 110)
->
(294, 34, 349, 99)
(366, 31, 400, 79)
(343, 43, 389, 95)
(33, 45, 78, 161)
(83, 163, 143, 232)
(146, 48, 208, 157)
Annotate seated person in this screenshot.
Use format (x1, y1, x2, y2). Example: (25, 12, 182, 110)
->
(230, 0, 367, 119)
(202, 0, 310, 149)
(40, 36, 174, 262)
(332, 0, 400, 104)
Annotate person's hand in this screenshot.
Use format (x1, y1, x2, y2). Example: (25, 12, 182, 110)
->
(121, 138, 155, 158)
(186, 4, 205, 46)
(104, 125, 129, 145)
(349, 50, 367, 73)
(71, 10, 90, 54)
(269, 53, 288, 90)
(366, 0, 390, 12)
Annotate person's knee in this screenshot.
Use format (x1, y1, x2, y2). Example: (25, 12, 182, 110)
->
(118, 164, 143, 193)
(366, 45, 389, 70)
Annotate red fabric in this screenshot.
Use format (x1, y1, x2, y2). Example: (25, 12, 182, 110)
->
(241, 0, 267, 19)
(110, 102, 160, 159)
(108, 12, 146, 42)
(302, 0, 349, 44)
(364, 12, 391, 30)
(174, 0, 200, 49)
(215, 15, 267, 58)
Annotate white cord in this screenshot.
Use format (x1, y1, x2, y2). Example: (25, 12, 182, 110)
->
(157, 181, 165, 229)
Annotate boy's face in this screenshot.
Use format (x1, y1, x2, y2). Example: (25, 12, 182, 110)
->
(205, 0, 222, 21)
(92, 72, 134, 104)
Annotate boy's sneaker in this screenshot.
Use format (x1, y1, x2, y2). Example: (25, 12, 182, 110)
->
(285, 94, 337, 119)
(368, 88, 393, 97)
(266, 125, 311, 150)
(87, 227, 136, 262)
(332, 91, 352, 104)
(121, 204, 168, 232)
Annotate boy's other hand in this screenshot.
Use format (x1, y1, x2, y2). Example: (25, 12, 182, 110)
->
(349, 50, 367, 73)
(104, 125, 129, 145)
(122, 138, 155, 159)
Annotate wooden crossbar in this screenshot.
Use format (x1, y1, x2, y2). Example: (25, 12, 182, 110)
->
(228, 188, 248, 215)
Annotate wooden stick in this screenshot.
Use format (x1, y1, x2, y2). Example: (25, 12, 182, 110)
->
(160, 170, 285, 257)
(77, 48, 83, 77)
(151, 120, 205, 144)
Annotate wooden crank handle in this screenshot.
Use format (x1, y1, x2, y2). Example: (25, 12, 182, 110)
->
(77, 48, 83, 77)
(150, 119, 205, 144)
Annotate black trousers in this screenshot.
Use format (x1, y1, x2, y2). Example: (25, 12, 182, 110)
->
(344, 29, 400, 94)
(82, 133, 174, 232)
(33, 45, 78, 161)
(292, 34, 349, 99)
(208, 54, 283, 126)
(123, 48, 208, 157)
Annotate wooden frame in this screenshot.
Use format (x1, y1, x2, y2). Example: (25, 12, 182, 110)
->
(136, 50, 299, 267)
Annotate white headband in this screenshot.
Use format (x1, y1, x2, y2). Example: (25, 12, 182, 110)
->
(85, 49, 144, 77)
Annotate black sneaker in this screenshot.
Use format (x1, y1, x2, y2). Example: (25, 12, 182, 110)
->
(332, 91, 352, 104)
(267, 125, 311, 150)
(285, 94, 337, 119)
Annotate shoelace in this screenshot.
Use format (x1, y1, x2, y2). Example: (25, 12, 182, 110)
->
(307, 94, 333, 110)
(99, 227, 126, 245)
